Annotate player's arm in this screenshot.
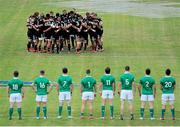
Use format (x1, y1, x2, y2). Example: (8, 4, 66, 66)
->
(94, 84, 97, 97)
(7, 86, 10, 98)
(31, 83, 37, 93)
(173, 84, 176, 90)
(138, 84, 141, 97)
(56, 83, 60, 95)
(118, 82, 122, 95)
(47, 83, 53, 94)
(22, 87, 25, 98)
(112, 82, 116, 95)
(99, 82, 102, 96)
(80, 84, 83, 96)
(132, 81, 136, 96)
(153, 84, 156, 98)
(70, 84, 74, 95)
(43, 26, 52, 33)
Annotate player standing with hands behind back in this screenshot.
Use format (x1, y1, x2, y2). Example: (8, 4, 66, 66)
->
(80, 69, 97, 119)
(118, 66, 135, 120)
(99, 67, 115, 120)
(138, 68, 156, 120)
(160, 69, 176, 120)
(32, 70, 53, 120)
(8, 71, 24, 120)
(56, 67, 74, 119)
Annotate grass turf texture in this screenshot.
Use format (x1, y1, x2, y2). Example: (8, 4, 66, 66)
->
(0, 0, 180, 126)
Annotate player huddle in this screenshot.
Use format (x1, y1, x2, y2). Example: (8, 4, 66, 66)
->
(7, 66, 176, 121)
(26, 10, 103, 54)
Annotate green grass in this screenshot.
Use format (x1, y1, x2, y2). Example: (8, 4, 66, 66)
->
(0, 0, 180, 126)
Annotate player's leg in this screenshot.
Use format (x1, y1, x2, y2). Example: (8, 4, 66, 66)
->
(109, 99, 114, 119)
(101, 91, 107, 119)
(120, 90, 125, 120)
(80, 92, 87, 118)
(9, 94, 15, 120)
(161, 94, 167, 120)
(148, 95, 155, 120)
(36, 95, 41, 119)
(88, 100, 93, 119)
(66, 92, 72, 118)
(169, 94, 175, 120)
(101, 99, 106, 119)
(140, 101, 146, 119)
(76, 37, 82, 54)
(42, 95, 48, 119)
(149, 101, 154, 120)
(58, 92, 64, 118)
(16, 93, 23, 120)
(128, 100, 134, 120)
(80, 100, 86, 119)
(128, 91, 134, 120)
(109, 91, 114, 119)
(17, 102, 22, 120)
(140, 95, 146, 119)
(88, 92, 94, 119)
(42, 102, 47, 119)
(120, 100, 125, 120)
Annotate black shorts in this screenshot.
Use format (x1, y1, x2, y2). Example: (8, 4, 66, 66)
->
(27, 29, 33, 40)
(45, 31, 52, 39)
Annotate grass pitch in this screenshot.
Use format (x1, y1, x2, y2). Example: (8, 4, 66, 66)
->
(0, 0, 180, 126)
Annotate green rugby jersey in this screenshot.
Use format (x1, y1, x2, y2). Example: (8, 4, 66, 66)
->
(57, 75, 72, 92)
(81, 75, 96, 92)
(139, 75, 155, 95)
(34, 76, 51, 95)
(160, 76, 176, 94)
(120, 72, 135, 90)
(101, 74, 115, 91)
(8, 77, 23, 94)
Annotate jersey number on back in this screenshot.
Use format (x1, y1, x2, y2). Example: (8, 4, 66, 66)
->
(40, 83, 45, 88)
(12, 84, 18, 90)
(165, 82, 172, 88)
(63, 81, 67, 87)
(106, 80, 111, 85)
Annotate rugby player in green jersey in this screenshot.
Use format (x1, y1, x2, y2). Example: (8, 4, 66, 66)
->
(99, 67, 115, 120)
(118, 66, 135, 120)
(8, 71, 24, 120)
(56, 67, 74, 119)
(160, 69, 176, 120)
(80, 69, 97, 119)
(32, 70, 53, 119)
(138, 68, 156, 120)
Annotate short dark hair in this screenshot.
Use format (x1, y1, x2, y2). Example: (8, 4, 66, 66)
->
(105, 67, 110, 74)
(125, 66, 130, 71)
(166, 68, 171, 76)
(145, 68, 151, 75)
(63, 67, 68, 74)
(13, 71, 19, 77)
(40, 70, 45, 75)
(86, 69, 90, 75)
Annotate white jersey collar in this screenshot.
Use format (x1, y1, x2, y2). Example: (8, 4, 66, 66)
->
(13, 77, 19, 79)
(165, 75, 171, 77)
(124, 71, 130, 74)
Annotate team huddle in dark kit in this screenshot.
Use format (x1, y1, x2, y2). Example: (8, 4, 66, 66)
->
(26, 10, 104, 54)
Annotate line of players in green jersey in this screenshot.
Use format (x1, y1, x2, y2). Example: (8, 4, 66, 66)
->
(7, 66, 176, 120)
